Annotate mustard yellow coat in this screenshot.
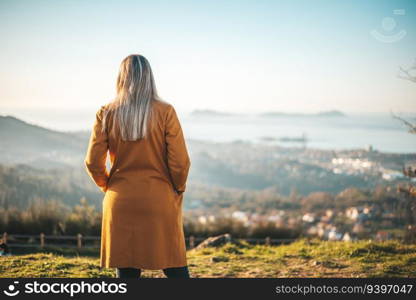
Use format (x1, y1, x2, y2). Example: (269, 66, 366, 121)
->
(84, 99, 191, 270)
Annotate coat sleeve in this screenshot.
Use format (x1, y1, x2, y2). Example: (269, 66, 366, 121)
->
(84, 106, 109, 193)
(165, 105, 191, 195)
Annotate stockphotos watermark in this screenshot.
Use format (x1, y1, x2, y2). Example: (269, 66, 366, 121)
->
(2, 280, 127, 297)
(370, 9, 407, 43)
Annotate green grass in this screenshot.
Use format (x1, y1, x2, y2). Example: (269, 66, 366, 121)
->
(1, 238, 416, 278)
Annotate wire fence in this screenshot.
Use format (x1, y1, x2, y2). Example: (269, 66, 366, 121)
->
(1, 232, 295, 250)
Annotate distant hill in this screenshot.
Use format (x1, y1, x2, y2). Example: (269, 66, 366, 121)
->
(260, 110, 346, 118)
(0, 115, 87, 168)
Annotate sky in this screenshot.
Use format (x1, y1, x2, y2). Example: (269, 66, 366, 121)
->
(0, 0, 415, 120)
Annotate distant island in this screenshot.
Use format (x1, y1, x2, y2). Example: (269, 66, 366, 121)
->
(190, 109, 346, 118)
(260, 110, 346, 118)
(189, 109, 236, 117)
(260, 133, 308, 143)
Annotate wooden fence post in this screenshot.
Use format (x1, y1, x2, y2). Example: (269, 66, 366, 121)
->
(265, 236, 271, 246)
(189, 235, 195, 249)
(2, 232, 7, 244)
(40, 233, 45, 248)
(77, 234, 82, 249)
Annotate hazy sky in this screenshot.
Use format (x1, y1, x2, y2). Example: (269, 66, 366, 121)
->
(0, 0, 415, 116)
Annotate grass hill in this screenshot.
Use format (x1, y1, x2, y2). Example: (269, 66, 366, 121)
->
(1, 239, 415, 278)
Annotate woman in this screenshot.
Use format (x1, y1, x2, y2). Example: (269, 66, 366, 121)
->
(84, 54, 191, 278)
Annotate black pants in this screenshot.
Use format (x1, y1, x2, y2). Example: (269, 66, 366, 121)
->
(116, 266, 190, 278)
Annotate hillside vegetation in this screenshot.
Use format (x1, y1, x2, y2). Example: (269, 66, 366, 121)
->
(1, 239, 415, 278)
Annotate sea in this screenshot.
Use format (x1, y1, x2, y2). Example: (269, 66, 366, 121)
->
(2, 108, 415, 154)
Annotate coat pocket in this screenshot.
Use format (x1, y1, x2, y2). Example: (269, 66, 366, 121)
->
(107, 168, 120, 186)
(173, 188, 179, 197)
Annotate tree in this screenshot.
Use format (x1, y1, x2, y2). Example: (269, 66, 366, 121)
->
(393, 58, 416, 133)
(395, 58, 416, 242)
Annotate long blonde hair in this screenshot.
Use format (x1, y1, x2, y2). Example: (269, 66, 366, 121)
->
(103, 54, 160, 141)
